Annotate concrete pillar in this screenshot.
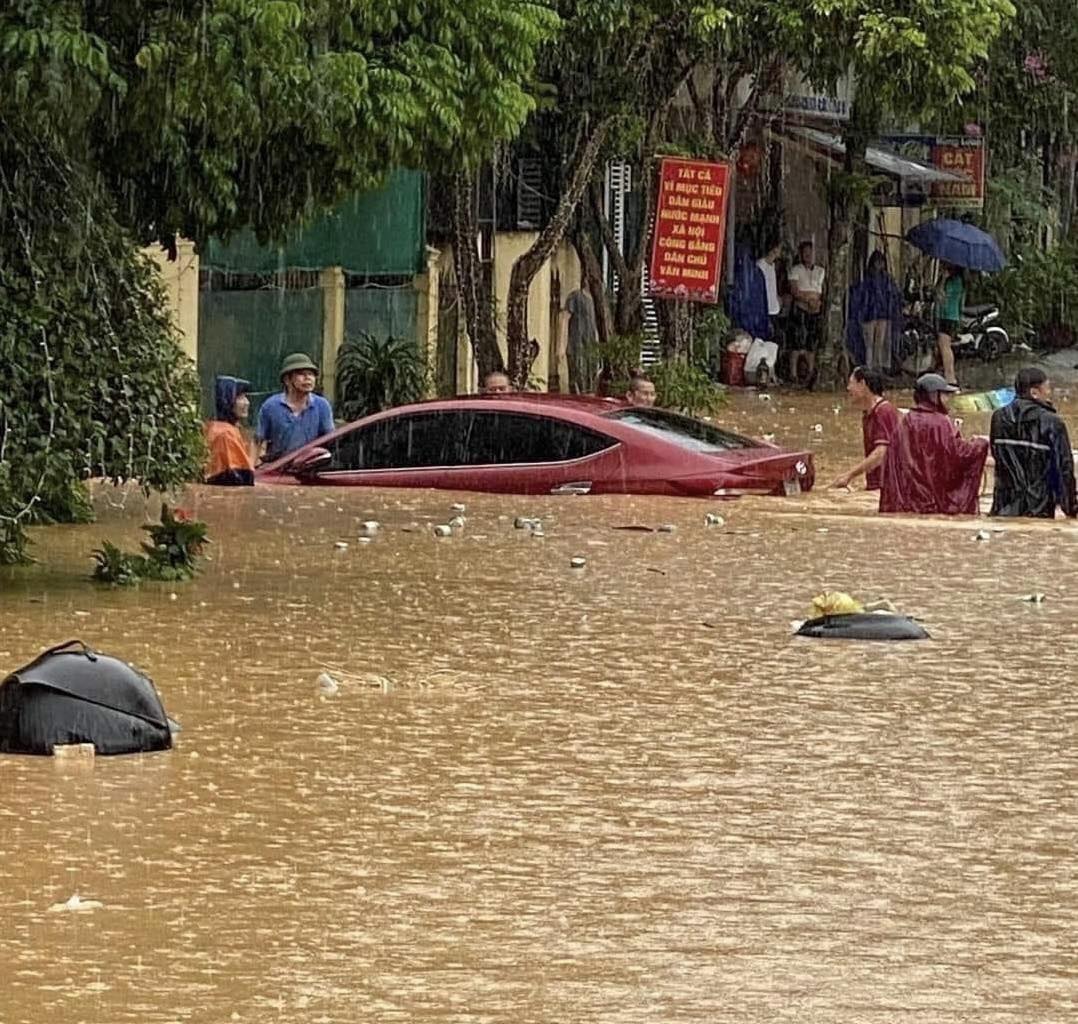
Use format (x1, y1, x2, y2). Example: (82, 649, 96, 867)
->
(144, 239, 199, 365)
(320, 266, 345, 403)
(414, 246, 441, 397)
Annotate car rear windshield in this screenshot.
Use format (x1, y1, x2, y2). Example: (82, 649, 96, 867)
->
(604, 407, 759, 451)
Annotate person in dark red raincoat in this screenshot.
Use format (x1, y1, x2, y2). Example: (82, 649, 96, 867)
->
(880, 373, 989, 515)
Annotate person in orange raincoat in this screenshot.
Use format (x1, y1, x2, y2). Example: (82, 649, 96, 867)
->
(880, 373, 989, 515)
(204, 376, 255, 486)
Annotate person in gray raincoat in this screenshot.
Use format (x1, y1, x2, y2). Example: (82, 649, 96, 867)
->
(990, 367, 1077, 519)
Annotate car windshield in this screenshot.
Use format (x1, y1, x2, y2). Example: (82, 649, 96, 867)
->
(604, 407, 759, 452)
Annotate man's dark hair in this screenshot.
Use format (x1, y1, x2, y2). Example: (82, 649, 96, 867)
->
(1015, 366, 1048, 398)
(799, 239, 813, 256)
(852, 366, 886, 397)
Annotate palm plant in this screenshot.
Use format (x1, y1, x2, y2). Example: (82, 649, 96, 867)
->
(335, 332, 429, 421)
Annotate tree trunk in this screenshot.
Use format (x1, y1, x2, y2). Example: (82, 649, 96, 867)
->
(506, 118, 614, 386)
(571, 218, 612, 345)
(820, 101, 874, 387)
(450, 170, 501, 379)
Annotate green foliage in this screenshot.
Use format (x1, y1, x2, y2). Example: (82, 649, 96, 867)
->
(0, 0, 560, 245)
(983, 243, 1078, 342)
(336, 333, 429, 421)
(648, 359, 728, 416)
(587, 333, 648, 396)
(92, 505, 209, 586)
(0, 127, 205, 567)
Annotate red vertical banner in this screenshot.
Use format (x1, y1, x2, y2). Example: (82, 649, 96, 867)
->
(648, 158, 731, 303)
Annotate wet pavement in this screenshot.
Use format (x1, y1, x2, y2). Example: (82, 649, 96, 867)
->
(2, 390, 1078, 1023)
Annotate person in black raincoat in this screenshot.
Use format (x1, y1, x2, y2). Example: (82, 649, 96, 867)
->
(990, 367, 1077, 519)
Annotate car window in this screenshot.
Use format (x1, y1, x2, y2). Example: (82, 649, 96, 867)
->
(322, 409, 616, 470)
(457, 411, 615, 465)
(325, 413, 455, 470)
(604, 407, 759, 451)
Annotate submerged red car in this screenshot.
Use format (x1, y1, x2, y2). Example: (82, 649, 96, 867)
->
(256, 394, 815, 498)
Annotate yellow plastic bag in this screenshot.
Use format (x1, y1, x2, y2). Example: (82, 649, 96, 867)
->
(811, 591, 864, 617)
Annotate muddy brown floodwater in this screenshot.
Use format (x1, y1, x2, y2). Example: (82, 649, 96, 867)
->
(3, 390, 1078, 1024)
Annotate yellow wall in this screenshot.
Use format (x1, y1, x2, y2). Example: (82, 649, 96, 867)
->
(491, 233, 580, 391)
(144, 239, 199, 364)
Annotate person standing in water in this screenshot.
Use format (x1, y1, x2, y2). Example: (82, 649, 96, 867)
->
(880, 373, 988, 515)
(829, 367, 900, 491)
(787, 240, 826, 388)
(990, 367, 1077, 518)
(204, 376, 256, 486)
(255, 353, 335, 463)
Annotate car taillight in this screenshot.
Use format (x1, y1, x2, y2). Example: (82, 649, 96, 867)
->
(795, 460, 809, 477)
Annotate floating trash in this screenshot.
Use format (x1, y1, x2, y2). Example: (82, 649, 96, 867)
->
(758, 394, 772, 402)
(448, 516, 466, 530)
(1020, 593, 1047, 604)
(812, 423, 823, 433)
(974, 530, 991, 542)
(514, 516, 541, 530)
(356, 536, 372, 545)
(761, 433, 776, 443)
(450, 503, 466, 514)
(531, 527, 546, 538)
(658, 524, 677, 533)
(333, 541, 349, 551)
(359, 521, 380, 534)
(48, 893, 103, 914)
(704, 513, 725, 527)
(570, 557, 587, 569)
(316, 672, 339, 695)
(432, 525, 452, 538)
(796, 613, 930, 642)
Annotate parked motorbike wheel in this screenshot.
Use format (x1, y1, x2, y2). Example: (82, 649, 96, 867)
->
(978, 326, 1010, 363)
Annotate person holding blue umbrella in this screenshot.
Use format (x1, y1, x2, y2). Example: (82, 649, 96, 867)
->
(905, 217, 1007, 386)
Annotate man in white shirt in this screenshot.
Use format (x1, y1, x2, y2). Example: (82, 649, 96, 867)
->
(787, 240, 826, 388)
(756, 240, 784, 381)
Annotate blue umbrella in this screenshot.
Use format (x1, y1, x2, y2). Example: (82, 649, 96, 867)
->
(905, 218, 1007, 272)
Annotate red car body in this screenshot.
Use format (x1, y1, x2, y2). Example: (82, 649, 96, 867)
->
(256, 394, 815, 498)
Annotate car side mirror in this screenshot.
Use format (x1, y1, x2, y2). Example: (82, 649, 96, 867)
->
(290, 447, 332, 476)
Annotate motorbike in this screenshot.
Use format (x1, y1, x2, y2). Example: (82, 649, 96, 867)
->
(950, 304, 1012, 362)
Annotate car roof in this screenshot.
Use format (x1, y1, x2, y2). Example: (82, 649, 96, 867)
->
(409, 393, 627, 412)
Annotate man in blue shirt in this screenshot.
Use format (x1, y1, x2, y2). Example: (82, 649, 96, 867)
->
(256, 352, 335, 463)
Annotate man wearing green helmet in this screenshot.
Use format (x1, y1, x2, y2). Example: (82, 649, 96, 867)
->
(255, 352, 335, 463)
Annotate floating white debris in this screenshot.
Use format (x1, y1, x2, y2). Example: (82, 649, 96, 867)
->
(448, 516, 466, 529)
(333, 541, 348, 551)
(658, 523, 677, 533)
(704, 513, 725, 527)
(758, 393, 772, 402)
(450, 503, 466, 514)
(359, 521, 380, 534)
(812, 423, 823, 433)
(433, 524, 452, 537)
(1021, 593, 1047, 604)
(531, 527, 545, 538)
(49, 893, 103, 914)
(974, 529, 991, 542)
(954, 417, 964, 428)
(570, 557, 587, 569)
(53, 743, 95, 760)
(356, 536, 372, 544)
(762, 433, 776, 443)
(514, 516, 541, 530)
(316, 672, 339, 695)
(169, 592, 178, 601)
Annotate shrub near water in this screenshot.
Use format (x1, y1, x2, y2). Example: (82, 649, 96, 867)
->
(92, 505, 208, 586)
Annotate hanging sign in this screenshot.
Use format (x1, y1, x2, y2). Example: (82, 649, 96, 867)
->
(929, 138, 986, 209)
(648, 158, 731, 303)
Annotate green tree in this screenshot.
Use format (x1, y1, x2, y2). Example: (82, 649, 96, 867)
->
(0, 0, 558, 563)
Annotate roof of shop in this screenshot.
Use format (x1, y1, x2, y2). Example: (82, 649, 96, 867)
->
(781, 127, 967, 183)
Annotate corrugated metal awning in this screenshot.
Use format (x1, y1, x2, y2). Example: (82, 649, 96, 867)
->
(779, 127, 966, 184)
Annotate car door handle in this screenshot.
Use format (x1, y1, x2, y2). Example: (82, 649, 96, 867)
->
(550, 481, 592, 495)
